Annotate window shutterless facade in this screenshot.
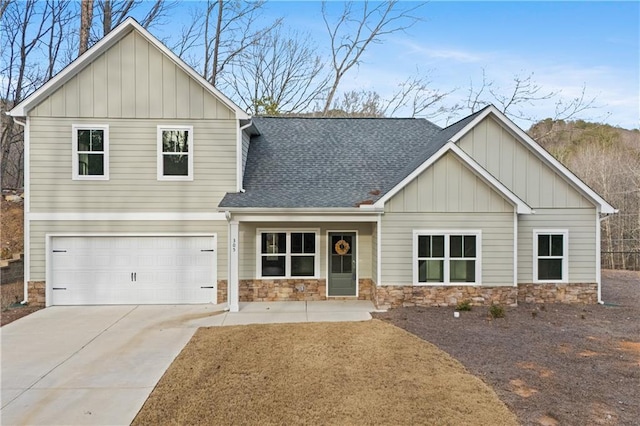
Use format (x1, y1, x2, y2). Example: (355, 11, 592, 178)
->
(413, 231, 481, 285)
(258, 230, 319, 278)
(72, 125, 109, 180)
(157, 125, 193, 181)
(534, 230, 568, 283)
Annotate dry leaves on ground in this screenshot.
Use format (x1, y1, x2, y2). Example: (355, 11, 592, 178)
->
(133, 320, 518, 426)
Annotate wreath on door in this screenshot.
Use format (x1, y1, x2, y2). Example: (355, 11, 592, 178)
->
(335, 239, 350, 255)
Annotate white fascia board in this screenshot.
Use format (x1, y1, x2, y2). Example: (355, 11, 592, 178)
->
(28, 212, 227, 221)
(448, 105, 616, 214)
(9, 18, 249, 120)
(448, 143, 533, 214)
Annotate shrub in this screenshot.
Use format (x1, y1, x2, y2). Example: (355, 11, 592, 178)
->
(489, 304, 505, 319)
(456, 300, 472, 311)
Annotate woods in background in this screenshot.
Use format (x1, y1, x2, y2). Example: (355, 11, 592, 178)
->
(1, 1, 638, 267)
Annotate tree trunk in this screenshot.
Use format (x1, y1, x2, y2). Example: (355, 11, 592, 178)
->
(211, 0, 223, 86)
(103, 0, 112, 36)
(79, 0, 94, 56)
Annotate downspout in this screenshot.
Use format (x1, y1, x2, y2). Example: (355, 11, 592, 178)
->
(9, 114, 28, 304)
(597, 213, 614, 304)
(237, 120, 253, 192)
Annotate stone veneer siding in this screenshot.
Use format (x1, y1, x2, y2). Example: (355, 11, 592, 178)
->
(217, 279, 228, 304)
(239, 278, 373, 302)
(517, 283, 597, 304)
(27, 281, 46, 307)
(372, 283, 598, 309)
(373, 285, 518, 310)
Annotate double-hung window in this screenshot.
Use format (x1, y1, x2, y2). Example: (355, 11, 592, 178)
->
(414, 231, 481, 284)
(259, 231, 318, 278)
(534, 230, 568, 282)
(72, 125, 109, 180)
(157, 126, 193, 180)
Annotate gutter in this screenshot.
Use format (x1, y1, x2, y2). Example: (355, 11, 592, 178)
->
(220, 207, 385, 214)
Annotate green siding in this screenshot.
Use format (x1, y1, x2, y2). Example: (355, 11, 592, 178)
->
(29, 117, 237, 212)
(29, 220, 228, 281)
(381, 212, 514, 286)
(457, 116, 594, 209)
(386, 152, 513, 213)
(518, 208, 596, 283)
(30, 30, 234, 120)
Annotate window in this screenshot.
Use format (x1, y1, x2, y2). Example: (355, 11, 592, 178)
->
(258, 231, 318, 278)
(72, 125, 109, 180)
(414, 231, 481, 284)
(534, 230, 568, 282)
(157, 126, 193, 180)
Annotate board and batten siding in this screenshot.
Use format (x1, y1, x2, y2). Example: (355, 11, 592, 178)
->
(29, 30, 234, 120)
(457, 116, 594, 209)
(381, 153, 515, 286)
(386, 152, 513, 213)
(29, 117, 237, 212)
(238, 222, 373, 280)
(29, 220, 228, 281)
(372, 222, 378, 285)
(518, 208, 596, 283)
(381, 212, 514, 286)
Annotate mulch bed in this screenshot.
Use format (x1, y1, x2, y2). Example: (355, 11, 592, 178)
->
(373, 270, 640, 426)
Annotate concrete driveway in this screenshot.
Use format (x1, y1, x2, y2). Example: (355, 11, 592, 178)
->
(0, 304, 228, 425)
(1, 301, 375, 425)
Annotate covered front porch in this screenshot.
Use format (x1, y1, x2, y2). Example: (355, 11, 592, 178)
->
(224, 211, 381, 312)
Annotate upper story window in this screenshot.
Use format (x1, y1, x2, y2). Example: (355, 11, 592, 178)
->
(258, 230, 319, 278)
(72, 125, 109, 180)
(534, 230, 568, 283)
(157, 125, 193, 181)
(414, 231, 481, 285)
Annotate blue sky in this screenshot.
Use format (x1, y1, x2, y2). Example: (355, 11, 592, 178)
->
(160, 1, 639, 129)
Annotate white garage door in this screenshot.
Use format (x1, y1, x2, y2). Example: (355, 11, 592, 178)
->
(50, 236, 217, 305)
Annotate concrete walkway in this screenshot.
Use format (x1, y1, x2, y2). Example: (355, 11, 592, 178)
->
(0, 301, 376, 425)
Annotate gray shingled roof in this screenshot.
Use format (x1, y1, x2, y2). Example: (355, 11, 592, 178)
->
(219, 108, 487, 209)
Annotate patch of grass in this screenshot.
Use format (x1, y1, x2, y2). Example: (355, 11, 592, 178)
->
(456, 300, 473, 311)
(489, 304, 506, 319)
(133, 321, 518, 425)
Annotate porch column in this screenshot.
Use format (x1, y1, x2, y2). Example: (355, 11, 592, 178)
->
(228, 220, 240, 312)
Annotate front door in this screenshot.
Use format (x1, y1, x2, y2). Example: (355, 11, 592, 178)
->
(328, 232, 356, 296)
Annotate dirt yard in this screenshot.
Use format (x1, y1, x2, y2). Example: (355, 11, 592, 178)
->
(1, 197, 23, 259)
(1, 280, 41, 326)
(133, 320, 518, 425)
(374, 270, 640, 426)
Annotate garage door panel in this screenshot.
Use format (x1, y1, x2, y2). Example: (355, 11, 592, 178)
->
(50, 236, 217, 305)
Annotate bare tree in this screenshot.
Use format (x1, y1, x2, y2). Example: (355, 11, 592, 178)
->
(466, 70, 599, 125)
(326, 72, 453, 119)
(320, 1, 424, 115)
(2, 0, 75, 189)
(195, 0, 280, 87)
(224, 28, 329, 115)
(94, 0, 173, 37)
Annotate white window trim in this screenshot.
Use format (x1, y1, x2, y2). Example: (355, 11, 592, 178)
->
(412, 230, 482, 286)
(157, 125, 194, 181)
(72, 124, 109, 180)
(256, 229, 320, 279)
(533, 229, 569, 283)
